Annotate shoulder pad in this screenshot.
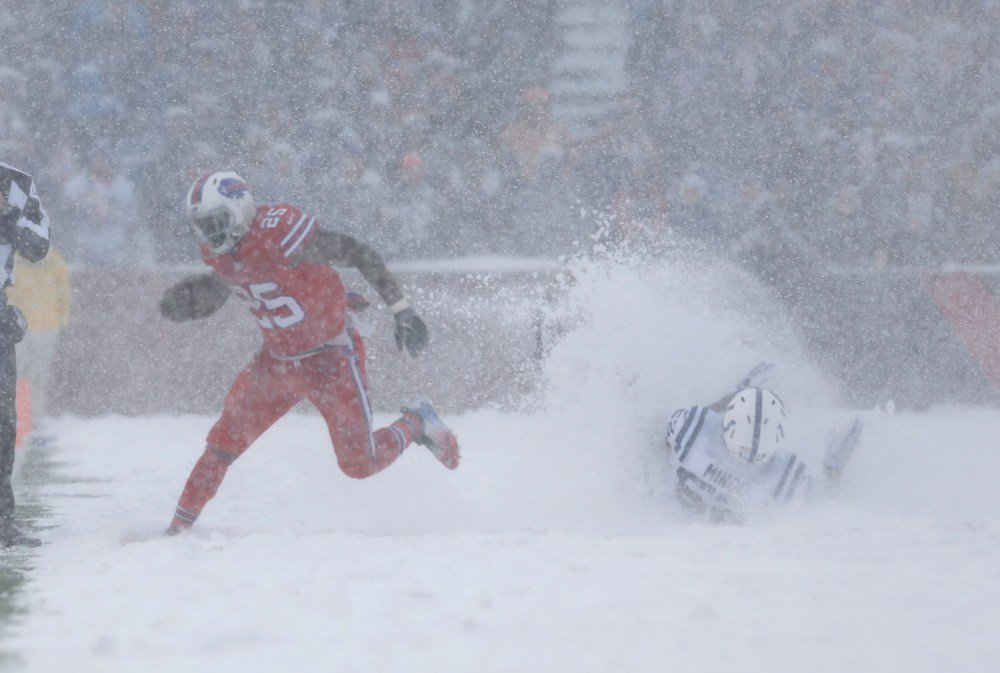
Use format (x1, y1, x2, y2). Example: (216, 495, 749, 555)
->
(666, 405, 709, 454)
(256, 204, 318, 260)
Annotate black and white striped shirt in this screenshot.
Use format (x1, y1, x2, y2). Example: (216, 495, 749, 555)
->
(1, 162, 50, 293)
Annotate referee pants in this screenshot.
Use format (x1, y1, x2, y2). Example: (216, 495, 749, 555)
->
(0, 339, 18, 520)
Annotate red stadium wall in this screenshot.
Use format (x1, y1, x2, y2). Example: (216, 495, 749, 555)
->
(928, 272, 1000, 392)
(37, 261, 1000, 417)
(47, 260, 569, 417)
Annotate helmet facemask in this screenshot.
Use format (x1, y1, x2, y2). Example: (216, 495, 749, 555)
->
(190, 207, 240, 254)
(185, 171, 256, 255)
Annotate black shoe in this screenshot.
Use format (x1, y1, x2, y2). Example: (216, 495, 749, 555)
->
(0, 518, 41, 548)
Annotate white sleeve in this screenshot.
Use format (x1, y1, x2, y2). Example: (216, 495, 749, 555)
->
(760, 452, 814, 504)
(665, 407, 692, 451)
(665, 405, 710, 458)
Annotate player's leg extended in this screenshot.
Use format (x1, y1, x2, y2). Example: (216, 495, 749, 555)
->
(168, 351, 304, 532)
(306, 346, 416, 479)
(345, 327, 460, 471)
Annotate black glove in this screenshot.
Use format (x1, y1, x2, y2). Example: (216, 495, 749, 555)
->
(394, 307, 428, 357)
(159, 274, 230, 322)
(0, 304, 27, 344)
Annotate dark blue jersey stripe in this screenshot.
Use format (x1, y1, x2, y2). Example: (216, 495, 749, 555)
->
(679, 407, 708, 462)
(784, 463, 808, 501)
(748, 388, 763, 463)
(672, 406, 699, 452)
(772, 455, 797, 499)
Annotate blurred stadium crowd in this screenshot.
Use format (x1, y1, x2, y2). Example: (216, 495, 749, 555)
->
(1, 0, 997, 268)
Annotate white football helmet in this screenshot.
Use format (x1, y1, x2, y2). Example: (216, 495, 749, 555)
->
(185, 171, 256, 254)
(722, 387, 785, 464)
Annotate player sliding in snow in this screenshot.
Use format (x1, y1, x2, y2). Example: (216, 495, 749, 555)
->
(664, 363, 862, 522)
(160, 171, 459, 535)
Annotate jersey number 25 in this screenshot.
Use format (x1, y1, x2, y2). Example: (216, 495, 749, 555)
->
(233, 282, 305, 329)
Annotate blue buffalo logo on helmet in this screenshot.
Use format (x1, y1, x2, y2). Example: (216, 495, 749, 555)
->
(217, 178, 250, 199)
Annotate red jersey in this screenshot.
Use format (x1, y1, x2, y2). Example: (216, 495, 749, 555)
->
(202, 204, 347, 357)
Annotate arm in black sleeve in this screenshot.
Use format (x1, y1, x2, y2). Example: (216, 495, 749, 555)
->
(302, 229, 406, 309)
(8, 198, 49, 262)
(0, 165, 50, 262)
(302, 229, 429, 355)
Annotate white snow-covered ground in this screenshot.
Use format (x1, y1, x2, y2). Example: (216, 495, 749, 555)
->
(7, 258, 1000, 673)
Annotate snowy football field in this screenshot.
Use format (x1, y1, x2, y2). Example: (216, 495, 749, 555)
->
(7, 405, 1000, 673)
(6, 260, 1000, 672)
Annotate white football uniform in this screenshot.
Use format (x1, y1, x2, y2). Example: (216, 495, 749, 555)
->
(665, 405, 813, 519)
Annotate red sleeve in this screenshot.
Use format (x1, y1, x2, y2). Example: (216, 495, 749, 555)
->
(256, 204, 320, 263)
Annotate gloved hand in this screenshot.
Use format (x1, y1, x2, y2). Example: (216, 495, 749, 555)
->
(823, 418, 863, 483)
(0, 304, 27, 344)
(159, 274, 230, 322)
(394, 307, 428, 357)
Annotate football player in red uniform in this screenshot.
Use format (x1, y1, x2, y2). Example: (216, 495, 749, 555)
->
(160, 171, 459, 534)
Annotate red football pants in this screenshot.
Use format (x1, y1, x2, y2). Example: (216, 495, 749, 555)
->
(172, 338, 415, 528)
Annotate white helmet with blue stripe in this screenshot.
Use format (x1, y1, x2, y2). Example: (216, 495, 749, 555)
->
(722, 387, 785, 464)
(185, 171, 256, 255)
